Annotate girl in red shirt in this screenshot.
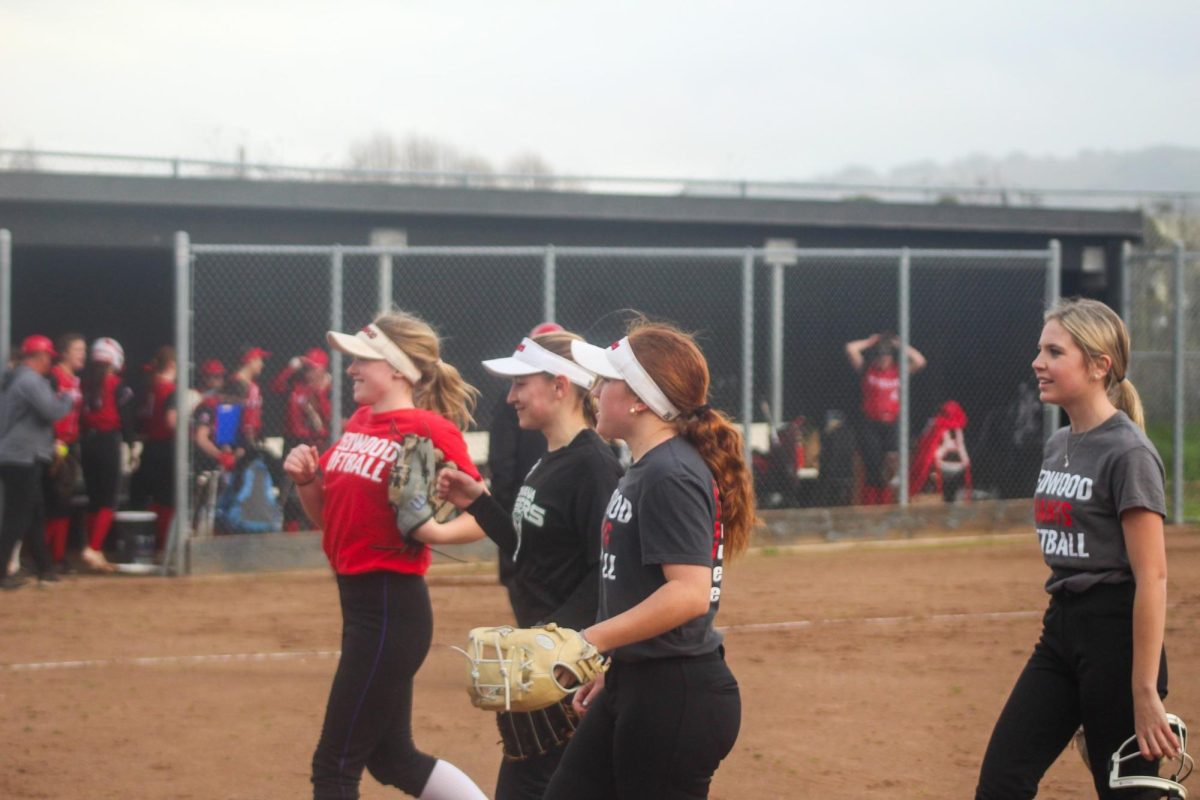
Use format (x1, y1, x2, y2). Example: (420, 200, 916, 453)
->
(284, 311, 488, 800)
(131, 346, 177, 551)
(43, 333, 86, 564)
(844, 332, 926, 504)
(79, 338, 135, 572)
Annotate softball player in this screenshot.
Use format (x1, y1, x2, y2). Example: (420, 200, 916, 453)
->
(79, 338, 135, 573)
(283, 311, 488, 800)
(844, 332, 926, 504)
(975, 299, 1178, 799)
(539, 321, 755, 800)
(131, 346, 177, 551)
(430, 330, 624, 799)
(44, 333, 86, 565)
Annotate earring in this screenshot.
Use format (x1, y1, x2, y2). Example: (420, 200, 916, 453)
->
(629, 407, 638, 415)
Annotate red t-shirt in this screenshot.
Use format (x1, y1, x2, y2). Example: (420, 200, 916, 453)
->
(318, 406, 481, 576)
(861, 364, 900, 423)
(140, 375, 176, 443)
(81, 373, 129, 433)
(51, 364, 82, 444)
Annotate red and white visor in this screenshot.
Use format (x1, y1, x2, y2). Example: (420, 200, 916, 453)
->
(481, 338, 595, 388)
(326, 324, 422, 384)
(571, 337, 681, 421)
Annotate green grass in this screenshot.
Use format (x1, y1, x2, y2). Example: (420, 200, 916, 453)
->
(1144, 421, 1200, 521)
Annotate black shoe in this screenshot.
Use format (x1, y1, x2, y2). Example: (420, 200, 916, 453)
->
(38, 571, 61, 584)
(0, 575, 29, 591)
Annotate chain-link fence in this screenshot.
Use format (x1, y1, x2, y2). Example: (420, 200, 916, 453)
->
(164, 241, 1062, 568)
(1124, 244, 1199, 524)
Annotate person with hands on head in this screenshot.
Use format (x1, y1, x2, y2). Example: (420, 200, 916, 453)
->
(283, 311, 489, 800)
(844, 331, 927, 504)
(975, 298, 1180, 799)
(430, 329, 623, 800)
(535, 320, 755, 800)
(0, 335, 75, 589)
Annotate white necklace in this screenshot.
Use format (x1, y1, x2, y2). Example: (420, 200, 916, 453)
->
(1063, 428, 1091, 468)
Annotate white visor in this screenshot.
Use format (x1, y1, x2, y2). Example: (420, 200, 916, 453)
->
(571, 337, 681, 421)
(326, 324, 422, 384)
(481, 338, 595, 388)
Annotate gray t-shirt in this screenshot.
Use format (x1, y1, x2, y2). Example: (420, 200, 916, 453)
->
(1036, 411, 1165, 594)
(598, 437, 725, 663)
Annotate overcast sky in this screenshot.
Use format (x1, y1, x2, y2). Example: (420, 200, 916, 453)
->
(2, 1, 1197, 181)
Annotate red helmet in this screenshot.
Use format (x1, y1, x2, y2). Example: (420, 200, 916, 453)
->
(20, 334, 57, 358)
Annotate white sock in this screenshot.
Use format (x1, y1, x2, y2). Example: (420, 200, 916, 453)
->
(418, 759, 488, 800)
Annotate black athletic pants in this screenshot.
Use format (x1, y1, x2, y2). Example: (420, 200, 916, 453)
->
(857, 418, 896, 488)
(130, 440, 174, 506)
(544, 649, 741, 800)
(81, 429, 122, 511)
(311, 571, 438, 800)
(976, 583, 1169, 799)
(0, 463, 55, 577)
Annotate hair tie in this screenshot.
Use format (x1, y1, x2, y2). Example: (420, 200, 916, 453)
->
(1117, 373, 1126, 384)
(690, 403, 711, 419)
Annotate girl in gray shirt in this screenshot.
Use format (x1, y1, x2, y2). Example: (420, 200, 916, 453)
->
(976, 299, 1184, 799)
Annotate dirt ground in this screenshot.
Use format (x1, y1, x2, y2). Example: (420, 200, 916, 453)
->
(2, 527, 1197, 799)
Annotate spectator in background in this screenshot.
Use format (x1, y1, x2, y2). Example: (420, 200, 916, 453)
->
(79, 337, 136, 572)
(227, 346, 269, 446)
(43, 332, 86, 568)
(271, 347, 332, 531)
(131, 346, 177, 552)
(844, 332, 926, 504)
(487, 322, 560, 590)
(0, 335, 74, 589)
(192, 359, 237, 473)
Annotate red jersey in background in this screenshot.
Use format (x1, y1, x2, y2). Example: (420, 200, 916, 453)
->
(861, 364, 900, 423)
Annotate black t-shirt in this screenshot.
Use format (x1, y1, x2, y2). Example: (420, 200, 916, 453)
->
(467, 428, 622, 629)
(599, 436, 725, 663)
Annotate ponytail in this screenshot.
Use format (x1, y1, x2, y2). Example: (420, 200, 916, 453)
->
(679, 408, 757, 559)
(1112, 377, 1145, 431)
(418, 359, 478, 431)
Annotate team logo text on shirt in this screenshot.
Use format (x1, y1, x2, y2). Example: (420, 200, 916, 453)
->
(1034, 469, 1092, 559)
(325, 432, 401, 483)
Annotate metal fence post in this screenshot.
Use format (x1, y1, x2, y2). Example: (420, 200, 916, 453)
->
(770, 261, 784, 427)
(898, 248, 911, 507)
(1044, 240, 1062, 442)
(378, 253, 393, 315)
(741, 249, 755, 465)
(331, 246, 344, 442)
(1120, 241, 1133, 324)
(0, 229, 10, 369)
(1172, 241, 1185, 524)
(167, 231, 192, 575)
(543, 246, 556, 324)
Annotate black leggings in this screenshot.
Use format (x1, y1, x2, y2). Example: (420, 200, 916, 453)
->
(130, 440, 174, 506)
(544, 650, 741, 800)
(311, 571, 438, 800)
(0, 463, 54, 576)
(857, 418, 896, 488)
(976, 583, 1169, 799)
(81, 429, 122, 512)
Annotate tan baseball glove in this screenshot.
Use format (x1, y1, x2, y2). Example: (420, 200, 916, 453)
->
(453, 623, 609, 713)
(387, 433, 460, 540)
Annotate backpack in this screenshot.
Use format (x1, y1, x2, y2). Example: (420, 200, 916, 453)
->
(215, 456, 282, 533)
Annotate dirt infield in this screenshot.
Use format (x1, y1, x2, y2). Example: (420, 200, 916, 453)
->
(3, 527, 1197, 799)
